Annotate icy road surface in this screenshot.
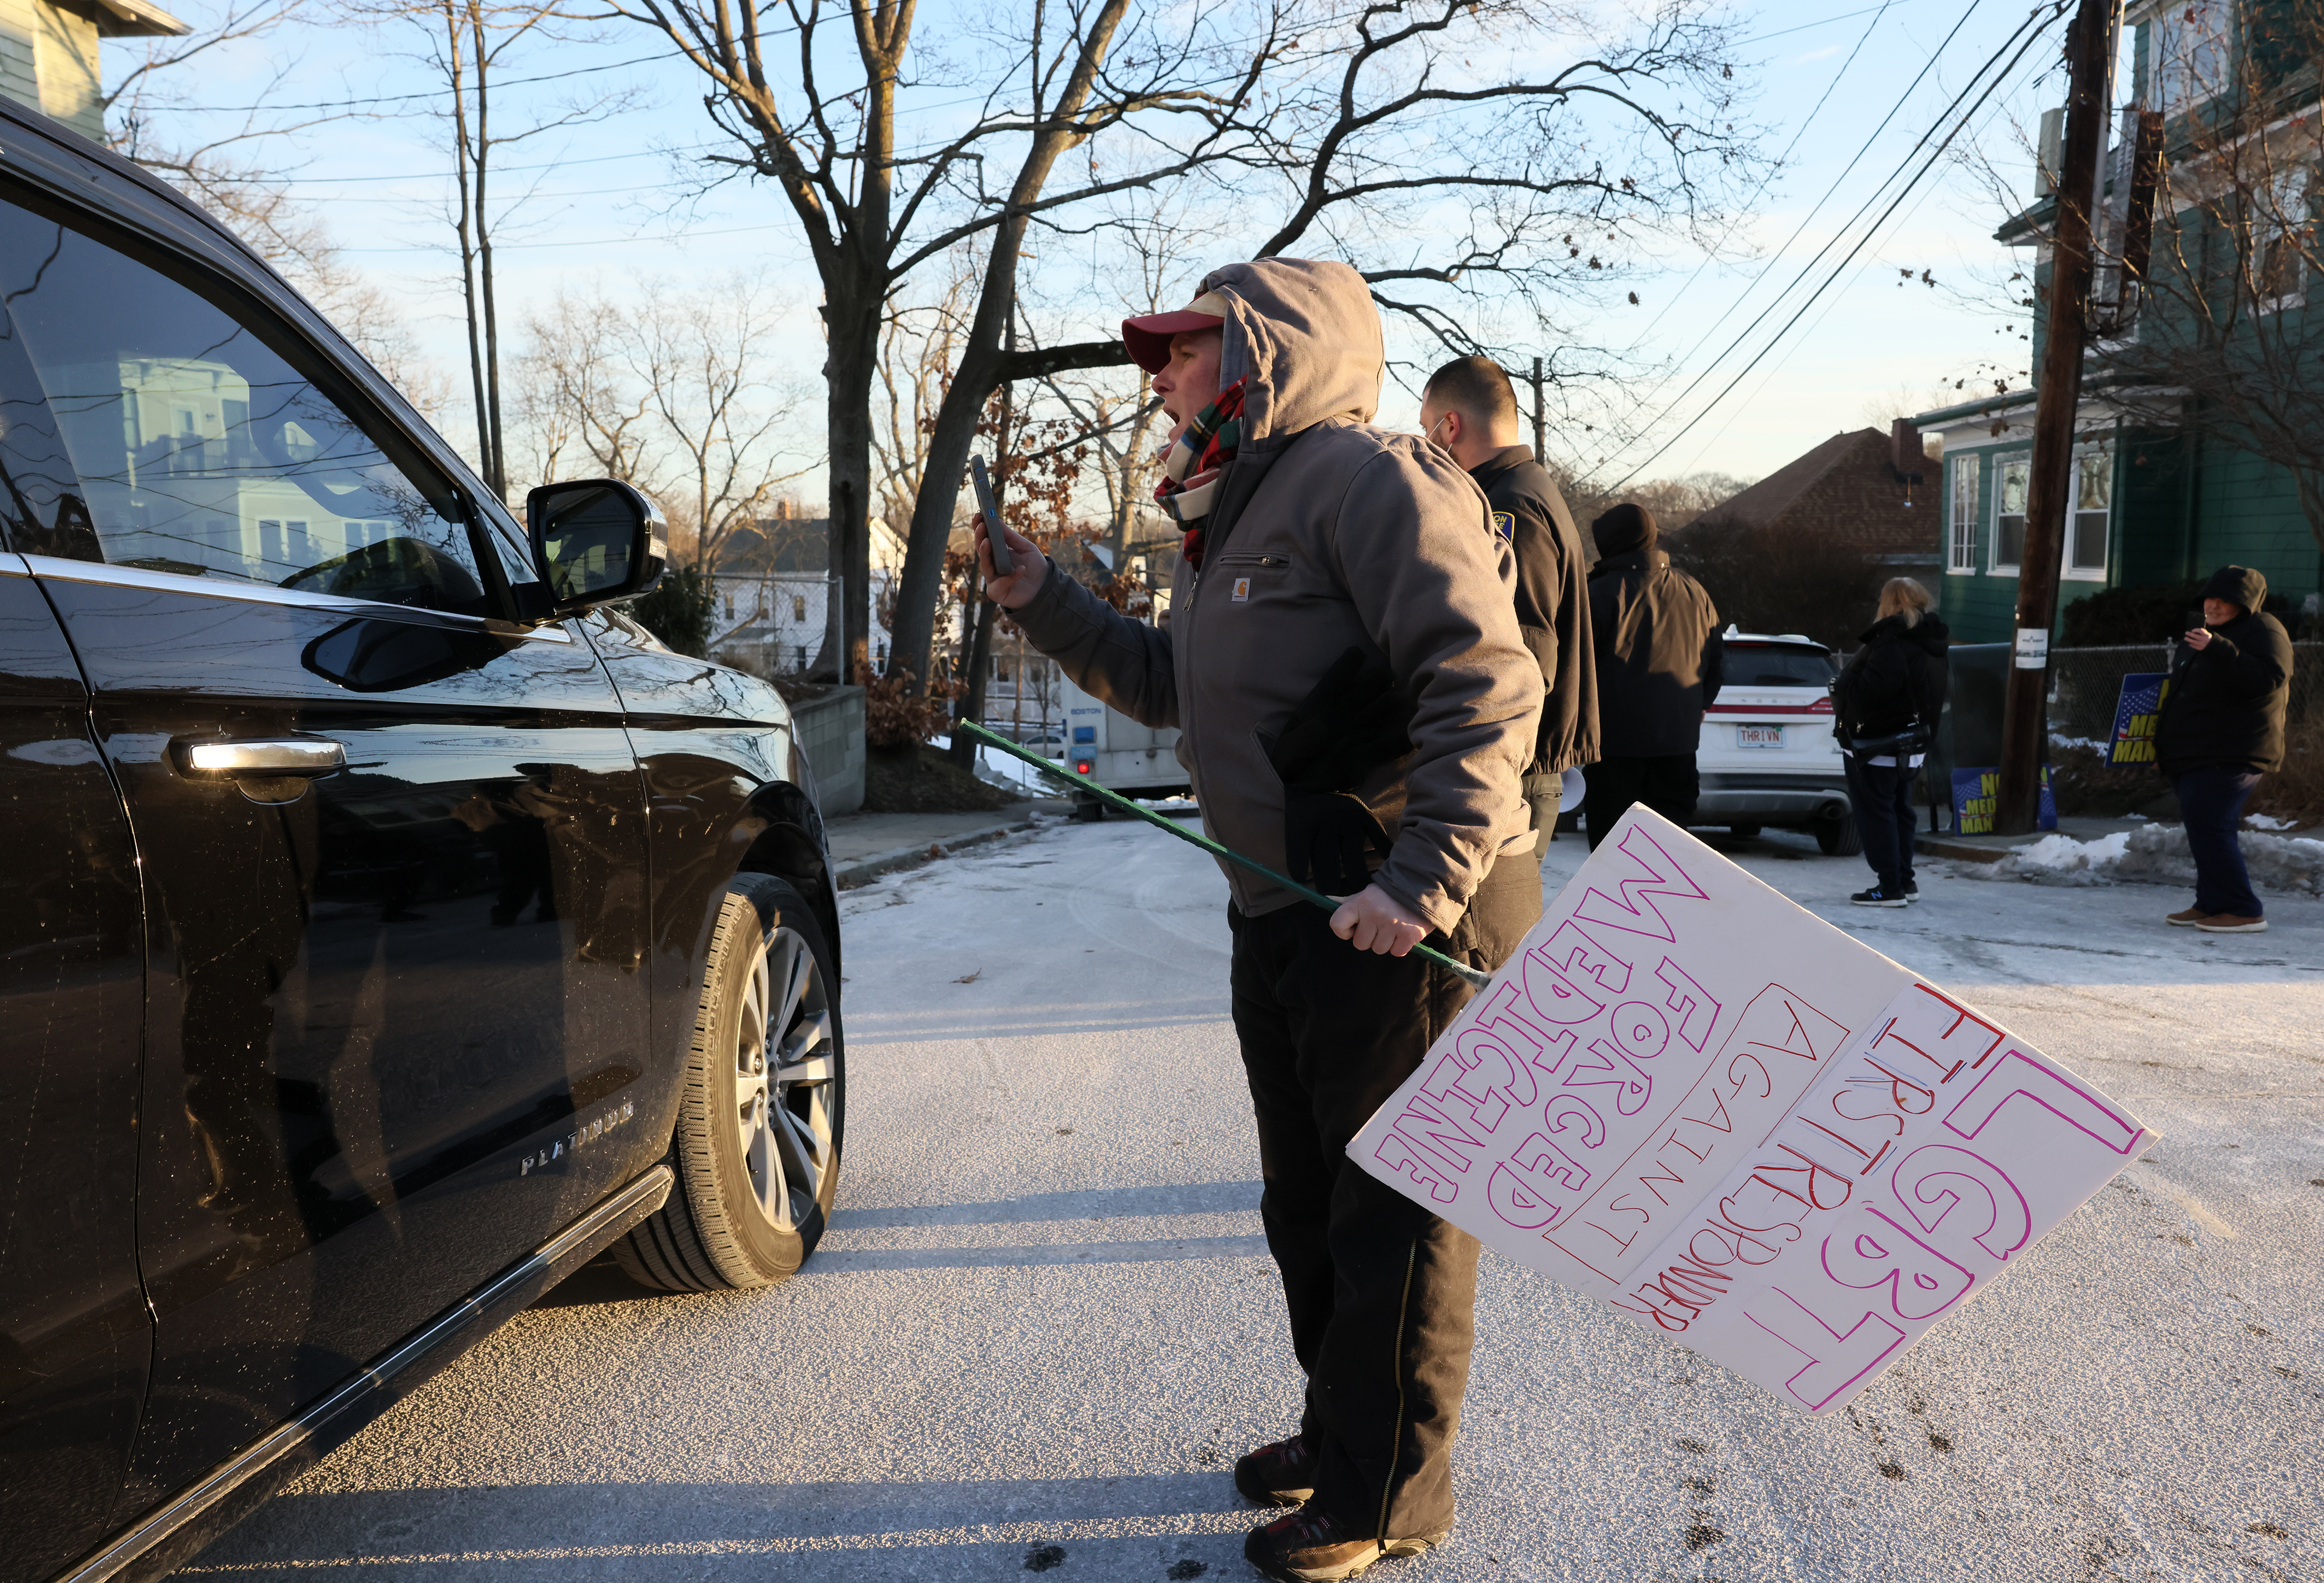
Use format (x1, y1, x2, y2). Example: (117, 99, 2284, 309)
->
(187, 822, 2323, 1582)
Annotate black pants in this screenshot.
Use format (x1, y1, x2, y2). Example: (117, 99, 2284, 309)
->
(1842, 755, 1919, 892)
(1227, 845, 1540, 1541)
(2174, 766, 2263, 917)
(1581, 755, 1698, 848)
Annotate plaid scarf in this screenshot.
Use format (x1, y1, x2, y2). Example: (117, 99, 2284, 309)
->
(1152, 377, 1247, 570)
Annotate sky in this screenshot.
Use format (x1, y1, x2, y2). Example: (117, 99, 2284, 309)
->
(106, 0, 2112, 498)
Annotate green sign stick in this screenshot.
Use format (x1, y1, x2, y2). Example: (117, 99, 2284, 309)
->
(959, 719, 1492, 989)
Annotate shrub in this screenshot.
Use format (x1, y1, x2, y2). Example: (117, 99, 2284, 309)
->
(862, 664, 958, 749)
(2061, 580, 2298, 647)
(630, 563, 716, 657)
(2252, 716, 2324, 827)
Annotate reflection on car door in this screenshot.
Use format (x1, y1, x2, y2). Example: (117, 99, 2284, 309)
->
(0, 559, 148, 1583)
(0, 186, 670, 1509)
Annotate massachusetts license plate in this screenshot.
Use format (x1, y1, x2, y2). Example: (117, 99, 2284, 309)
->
(1737, 724, 1785, 748)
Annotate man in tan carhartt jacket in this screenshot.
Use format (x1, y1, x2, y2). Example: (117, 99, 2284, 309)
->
(979, 257, 1540, 1583)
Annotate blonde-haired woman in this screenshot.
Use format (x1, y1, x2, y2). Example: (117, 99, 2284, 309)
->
(1832, 578, 1949, 905)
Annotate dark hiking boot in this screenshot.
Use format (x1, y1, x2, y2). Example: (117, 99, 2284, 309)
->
(2165, 907, 2212, 927)
(2196, 914, 2267, 933)
(1234, 1434, 1317, 1508)
(1850, 887, 1909, 907)
(1244, 1508, 1450, 1582)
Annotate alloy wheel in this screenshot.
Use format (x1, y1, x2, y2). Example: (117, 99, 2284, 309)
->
(733, 922, 837, 1232)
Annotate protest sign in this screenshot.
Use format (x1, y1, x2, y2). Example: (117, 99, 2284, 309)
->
(1950, 765, 2054, 834)
(1347, 807, 2154, 1416)
(2106, 673, 2171, 766)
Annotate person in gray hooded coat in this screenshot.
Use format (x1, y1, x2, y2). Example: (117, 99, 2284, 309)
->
(978, 258, 1542, 1583)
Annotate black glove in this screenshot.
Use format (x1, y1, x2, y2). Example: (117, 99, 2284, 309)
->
(1283, 790, 1395, 896)
(1267, 647, 1415, 893)
(1267, 647, 1416, 794)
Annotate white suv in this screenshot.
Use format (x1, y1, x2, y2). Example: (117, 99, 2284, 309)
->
(1695, 630, 1862, 855)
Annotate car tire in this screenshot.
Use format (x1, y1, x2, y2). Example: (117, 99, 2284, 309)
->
(1814, 817, 1864, 857)
(1074, 796, 1104, 823)
(615, 873, 844, 1291)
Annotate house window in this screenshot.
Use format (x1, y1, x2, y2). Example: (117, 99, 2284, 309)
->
(2068, 446, 2111, 579)
(1948, 454, 1980, 573)
(723, 593, 734, 619)
(1992, 457, 2028, 571)
(2256, 165, 2312, 307)
(2151, 0, 2230, 112)
(791, 594, 806, 621)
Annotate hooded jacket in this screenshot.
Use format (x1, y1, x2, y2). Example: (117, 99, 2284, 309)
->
(1585, 508, 1724, 758)
(1834, 612, 1950, 746)
(1009, 258, 1540, 932)
(1470, 446, 1600, 776)
(2157, 565, 2294, 776)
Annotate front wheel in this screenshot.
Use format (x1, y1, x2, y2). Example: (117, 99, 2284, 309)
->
(615, 873, 844, 1291)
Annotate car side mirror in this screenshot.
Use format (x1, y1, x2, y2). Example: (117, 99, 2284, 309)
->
(526, 479, 668, 614)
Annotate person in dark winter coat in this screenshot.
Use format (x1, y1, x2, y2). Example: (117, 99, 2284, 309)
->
(1417, 356, 1599, 835)
(1580, 502, 1722, 846)
(2155, 564, 2293, 934)
(1832, 579, 1949, 906)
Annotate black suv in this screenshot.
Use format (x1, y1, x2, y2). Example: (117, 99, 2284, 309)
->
(0, 102, 845, 1582)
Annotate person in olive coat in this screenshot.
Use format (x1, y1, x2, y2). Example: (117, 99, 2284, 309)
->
(1832, 578, 1949, 906)
(2155, 565, 2294, 934)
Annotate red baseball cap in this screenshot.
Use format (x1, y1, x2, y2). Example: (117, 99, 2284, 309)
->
(1121, 290, 1228, 374)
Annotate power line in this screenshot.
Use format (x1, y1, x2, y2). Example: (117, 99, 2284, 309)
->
(1603, 1, 2067, 490)
(148, 46, 693, 114)
(1576, 0, 2013, 484)
(281, 139, 727, 185)
(1614, 0, 1906, 359)
(198, 0, 1921, 188)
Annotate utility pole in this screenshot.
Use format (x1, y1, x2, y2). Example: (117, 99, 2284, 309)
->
(1530, 356, 1547, 462)
(1996, 0, 2122, 834)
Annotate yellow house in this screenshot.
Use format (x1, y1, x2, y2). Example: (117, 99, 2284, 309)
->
(1, 0, 188, 141)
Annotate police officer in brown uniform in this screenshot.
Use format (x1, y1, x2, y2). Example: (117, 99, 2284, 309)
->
(976, 259, 1541, 1582)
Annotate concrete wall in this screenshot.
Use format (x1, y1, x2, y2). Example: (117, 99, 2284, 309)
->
(791, 684, 865, 817)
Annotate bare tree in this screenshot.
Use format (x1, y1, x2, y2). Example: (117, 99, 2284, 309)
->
(102, 2, 450, 412)
(626, 277, 815, 570)
(514, 280, 814, 568)
(339, 0, 630, 500)
(517, 291, 657, 487)
(866, 250, 979, 662)
(103, 0, 345, 261)
(604, 0, 1756, 691)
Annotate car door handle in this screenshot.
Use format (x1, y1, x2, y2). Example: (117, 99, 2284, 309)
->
(177, 737, 347, 777)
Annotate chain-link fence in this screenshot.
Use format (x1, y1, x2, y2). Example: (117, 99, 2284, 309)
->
(2047, 643, 2322, 746)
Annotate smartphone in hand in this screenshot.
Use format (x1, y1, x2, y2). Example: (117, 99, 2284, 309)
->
(969, 455, 1014, 576)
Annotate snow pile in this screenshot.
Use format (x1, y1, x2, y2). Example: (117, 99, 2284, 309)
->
(1963, 822, 2324, 896)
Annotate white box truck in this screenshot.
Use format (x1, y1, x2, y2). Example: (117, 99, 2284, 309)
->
(1059, 673, 1189, 820)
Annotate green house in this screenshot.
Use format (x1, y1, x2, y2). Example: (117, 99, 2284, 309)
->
(1915, 0, 2322, 644)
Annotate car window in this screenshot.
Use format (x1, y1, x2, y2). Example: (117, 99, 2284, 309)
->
(0, 189, 485, 615)
(1726, 647, 1835, 687)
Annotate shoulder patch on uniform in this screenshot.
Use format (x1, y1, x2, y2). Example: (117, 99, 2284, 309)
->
(1491, 509, 1516, 541)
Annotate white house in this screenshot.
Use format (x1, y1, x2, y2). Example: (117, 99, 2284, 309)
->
(2, 0, 187, 142)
